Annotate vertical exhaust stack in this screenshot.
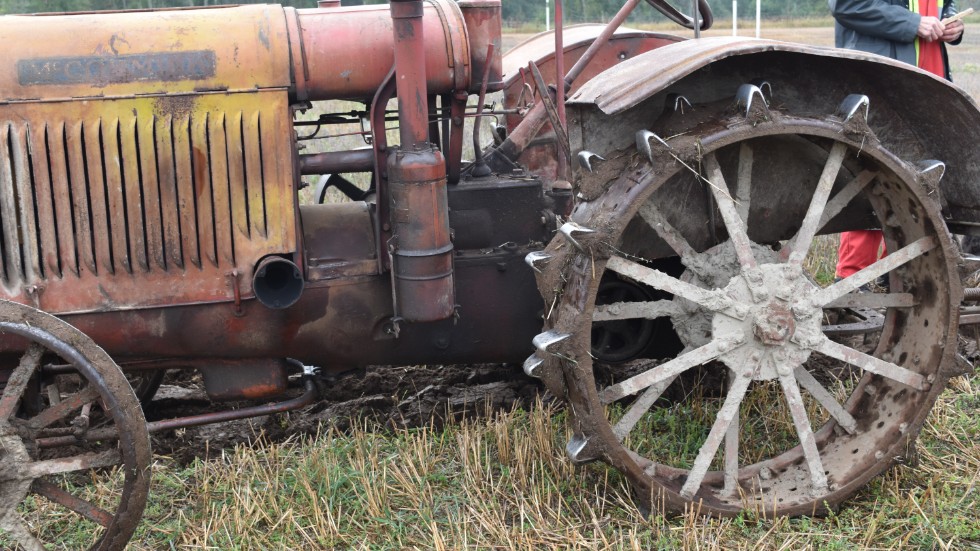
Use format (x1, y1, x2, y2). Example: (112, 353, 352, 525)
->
(387, 0, 455, 323)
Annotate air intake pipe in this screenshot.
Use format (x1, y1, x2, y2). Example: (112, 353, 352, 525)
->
(253, 256, 304, 309)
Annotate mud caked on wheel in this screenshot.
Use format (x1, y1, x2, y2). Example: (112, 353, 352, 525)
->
(0, 299, 151, 550)
(527, 88, 961, 516)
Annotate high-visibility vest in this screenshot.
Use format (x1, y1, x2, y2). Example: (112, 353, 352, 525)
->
(910, 0, 945, 65)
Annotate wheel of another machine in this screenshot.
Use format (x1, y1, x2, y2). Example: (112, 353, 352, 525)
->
(529, 94, 960, 516)
(0, 299, 151, 550)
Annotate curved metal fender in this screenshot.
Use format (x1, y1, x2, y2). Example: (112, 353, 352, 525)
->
(567, 36, 980, 229)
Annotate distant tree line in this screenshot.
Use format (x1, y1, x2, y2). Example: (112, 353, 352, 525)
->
(2, 0, 979, 25)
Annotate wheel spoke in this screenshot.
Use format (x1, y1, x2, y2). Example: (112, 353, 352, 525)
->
(703, 153, 757, 269)
(612, 374, 678, 441)
(825, 292, 915, 309)
(734, 142, 753, 225)
(794, 366, 857, 434)
(680, 374, 752, 498)
(606, 256, 742, 317)
(16, 450, 123, 481)
(0, 343, 44, 420)
(724, 375, 740, 494)
(781, 171, 875, 262)
(777, 371, 829, 494)
(813, 337, 928, 390)
(0, 510, 46, 551)
(593, 300, 679, 321)
(785, 142, 847, 266)
(27, 385, 100, 432)
(638, 201, 697, 258)
(815, 170, 877, 232)
(31, 479, 114, 528)
(600, 339, 743, 403)
(809, 236, 936, 307)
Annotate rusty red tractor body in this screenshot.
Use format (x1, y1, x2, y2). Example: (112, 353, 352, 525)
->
(2, 0, 980, 547)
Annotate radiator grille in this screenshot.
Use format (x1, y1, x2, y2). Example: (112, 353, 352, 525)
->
(0, 91, 297, 314)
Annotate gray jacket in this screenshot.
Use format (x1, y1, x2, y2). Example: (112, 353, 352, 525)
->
(829, 0, 959, 78)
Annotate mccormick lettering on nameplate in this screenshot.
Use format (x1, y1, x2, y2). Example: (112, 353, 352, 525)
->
(16, 50, 217, 86)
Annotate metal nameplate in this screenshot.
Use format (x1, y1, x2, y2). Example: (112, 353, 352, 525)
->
(17, 50, 217, 86)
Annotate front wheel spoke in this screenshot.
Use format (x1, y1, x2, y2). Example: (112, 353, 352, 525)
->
(612, 374, 679, 441)
(27, 385, 100, 432)
(31, 479, 113, 528)
(785, 142, 848, 266)
(19, 449, 122, 480)
(703, 153, 757, 269)
(0, 343, 44, 420)
(593, 300, 679, 321)
(638, 201, 697, 258)
(0, 510, 46, 551)
(814, 338, 928, 390)
(778, 372, 829, 493)
(825, 292, 915, 309)
(600, 339, 742, 403)
(724, 391, 740, 494)
(810, 236, 936, 307)
(794, 366, 857, 434)
(606, 256, 736, 315)
(680, 374, 752, 498)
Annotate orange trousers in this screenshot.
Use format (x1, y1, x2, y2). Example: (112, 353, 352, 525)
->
(836, 230, 886, 278)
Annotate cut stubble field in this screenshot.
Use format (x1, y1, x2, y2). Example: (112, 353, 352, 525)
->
(112, 24, 980, 550)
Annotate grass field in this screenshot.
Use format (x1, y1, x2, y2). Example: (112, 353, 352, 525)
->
(92, 22, 980, 551)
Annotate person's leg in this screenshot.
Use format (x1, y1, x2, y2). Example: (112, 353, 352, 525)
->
(836, 230, 883, 278)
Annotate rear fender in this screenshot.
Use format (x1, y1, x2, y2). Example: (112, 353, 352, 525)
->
(566, 37, 980, 231)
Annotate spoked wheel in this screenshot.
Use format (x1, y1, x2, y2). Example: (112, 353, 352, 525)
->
(0, 299, 151, 550)
(528, 92, 960, 516)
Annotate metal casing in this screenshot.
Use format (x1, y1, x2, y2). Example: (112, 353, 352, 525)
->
(0, 6, 298, 314)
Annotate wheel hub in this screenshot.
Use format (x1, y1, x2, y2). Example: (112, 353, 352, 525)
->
(713, 263, 822, 381)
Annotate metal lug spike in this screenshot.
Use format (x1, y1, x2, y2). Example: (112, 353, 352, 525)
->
(525, 251, 552, 273)
(635, 129, 670, 164)
(735, 84, 769, 117)
(576, 150, 606, 173)
(532, 330, 571, 354)
(566, 433, 599, 464)
(837, 94, 870, 124)
(749, 79, 773, 103)
(666, 92, 692, 113)
(917, 159, 946, 181)
(559, 221, 596, 251)
(523, 353, 545, 378)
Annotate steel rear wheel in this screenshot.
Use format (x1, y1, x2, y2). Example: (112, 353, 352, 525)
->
(528, 95, 960, 516)
(0, 299, 151, 550)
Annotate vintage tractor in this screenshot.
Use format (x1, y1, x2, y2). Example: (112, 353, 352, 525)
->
(1, 0, 979, 547)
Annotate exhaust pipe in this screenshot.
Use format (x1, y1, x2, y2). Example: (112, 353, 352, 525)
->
(253, 256, 304, 309)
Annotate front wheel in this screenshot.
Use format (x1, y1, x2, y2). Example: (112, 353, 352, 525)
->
(529, 92, 960, 516)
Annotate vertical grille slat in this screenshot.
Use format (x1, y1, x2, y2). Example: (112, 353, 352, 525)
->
(228, 111, 249, 241)
(103, 118, 131, 274)
(208, 112, 234, 266)
(258, 109, 277, 240)
(48, 121, 79, 277)
(84, 119, 113, 276)
(156, 114, 183, 270)
(0, 123, 23, 286)
(121, 118, 148, 273)
(66, 121, 96, 276)
(173, 115, 200, 269)
(243, 111, 266, 239)
(138, 115, 166, 271)
(29, 123, 60, 278)
(11, 124, 41, 283)
(192, 114, 217, 268)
